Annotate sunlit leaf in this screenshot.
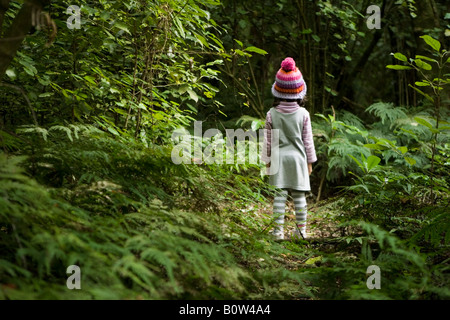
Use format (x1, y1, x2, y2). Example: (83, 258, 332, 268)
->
(244, 46, 268, 55)
(420, 35, 441, 52)
(414, 59, 432, 71)
(386, 65, 413, 70)
(393, 53, 407, 62)
(366, 155, 381, 172)
(414, 117, 433, 129)
(405, 157, 417, 166)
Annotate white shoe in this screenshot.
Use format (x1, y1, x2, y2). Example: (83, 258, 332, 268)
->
(291, 229, 307, 240)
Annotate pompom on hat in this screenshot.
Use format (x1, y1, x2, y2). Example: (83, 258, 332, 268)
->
(271, 57, 307, 100)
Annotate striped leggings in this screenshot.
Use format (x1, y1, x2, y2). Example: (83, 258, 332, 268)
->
(272, 189, 307, 235)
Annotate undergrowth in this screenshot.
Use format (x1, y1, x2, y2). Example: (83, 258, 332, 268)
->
(0, 126, 310, 299)
(1, 104, 449, 300)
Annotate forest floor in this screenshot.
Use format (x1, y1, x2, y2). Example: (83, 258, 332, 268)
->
(242, 196, 359, 264)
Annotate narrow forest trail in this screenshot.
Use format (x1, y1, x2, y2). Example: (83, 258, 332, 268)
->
(0, 0, 448, 302)
(241, 197, 353, 264)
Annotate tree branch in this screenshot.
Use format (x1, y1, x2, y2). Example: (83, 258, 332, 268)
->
(0, 0, 50, 78)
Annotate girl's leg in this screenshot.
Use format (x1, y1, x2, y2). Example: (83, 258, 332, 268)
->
(292, 190, 308, 237)
(271, 189, 288, 239)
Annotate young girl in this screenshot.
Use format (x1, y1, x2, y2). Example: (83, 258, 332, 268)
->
(262, 57, 317, 240)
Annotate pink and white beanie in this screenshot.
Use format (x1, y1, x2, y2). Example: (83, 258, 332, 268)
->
(271, 57, 307, 100)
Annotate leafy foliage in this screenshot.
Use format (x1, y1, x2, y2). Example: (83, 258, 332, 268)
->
(0, 0, 449, 301)
(0, 144, 306, 299)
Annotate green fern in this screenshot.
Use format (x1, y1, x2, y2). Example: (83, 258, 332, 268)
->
(411, 206, 450, 245)
(367, 102, 408, 127)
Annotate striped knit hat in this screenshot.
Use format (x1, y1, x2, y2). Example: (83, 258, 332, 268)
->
(271, 57, 307, 100)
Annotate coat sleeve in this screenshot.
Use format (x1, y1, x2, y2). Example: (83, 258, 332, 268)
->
(261, 111, 272, 164)
(302, 111, 317, 163)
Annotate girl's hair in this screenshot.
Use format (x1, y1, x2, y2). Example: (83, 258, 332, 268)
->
(273, 97, 307, 108)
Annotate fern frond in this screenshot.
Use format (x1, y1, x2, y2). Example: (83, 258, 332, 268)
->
(411, 206, 450, 245)
(339, 110, 365, 130)
(367, 102, 408, 127)
(16, 126, 49, 141)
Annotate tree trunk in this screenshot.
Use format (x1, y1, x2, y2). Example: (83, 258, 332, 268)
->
(0, 0, 50, 78)
(335, 0, 387, 109)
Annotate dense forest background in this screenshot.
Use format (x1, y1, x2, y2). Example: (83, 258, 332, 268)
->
(0, 0, 449, 300)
